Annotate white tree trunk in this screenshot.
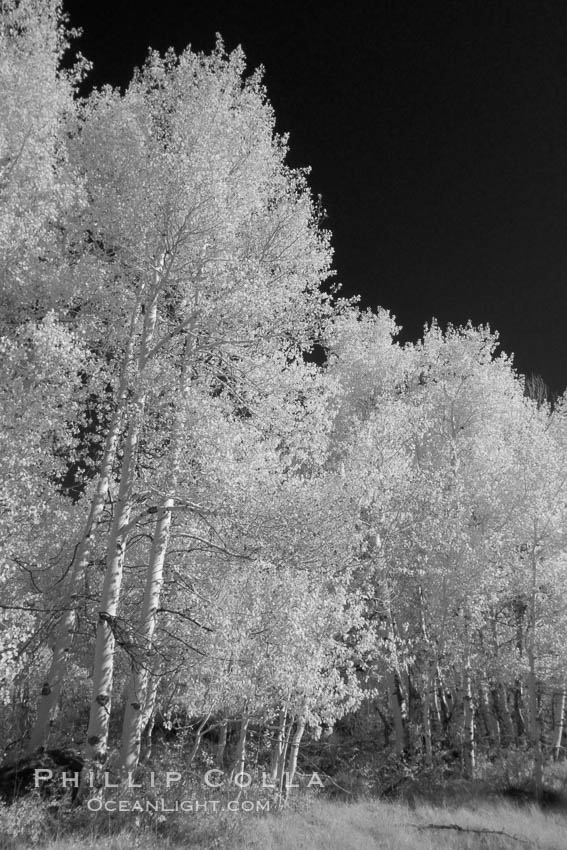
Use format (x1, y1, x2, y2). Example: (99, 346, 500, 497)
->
(270, 709, 287, 780)
(233, 715, 249, 778)
(28, 322, 139, 753)
(462, 617, 475, 779)
(418, 587, 434, 766)
(119, 499, 173, 772)
(495, 683, 515, 746)
(85, 294, 158, 771)
(421, 674, 433, 767)
(528, 543, 543, 801)
(553, 684, 566, 761)
(381, 577, 407, 756)
(286, 714, 306, 790)
(140, 664, 160, 763)
(118, 311, 195, 773)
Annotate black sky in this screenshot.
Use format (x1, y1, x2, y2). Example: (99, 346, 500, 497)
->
(64, 0, 567, 394)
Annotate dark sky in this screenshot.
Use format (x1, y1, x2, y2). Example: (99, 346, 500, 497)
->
(64, 0, 567, 394)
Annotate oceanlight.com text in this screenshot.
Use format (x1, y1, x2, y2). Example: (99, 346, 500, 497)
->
(85, 798, 271, 813)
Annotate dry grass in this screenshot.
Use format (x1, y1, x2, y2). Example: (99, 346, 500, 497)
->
(2, 794, 565, 850)
(244, 799, 566, 850)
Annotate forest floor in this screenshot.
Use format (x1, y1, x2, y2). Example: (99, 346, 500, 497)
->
(1, 795, 566, 850)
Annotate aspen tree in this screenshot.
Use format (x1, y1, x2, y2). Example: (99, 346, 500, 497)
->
(74, 42, 335, 771)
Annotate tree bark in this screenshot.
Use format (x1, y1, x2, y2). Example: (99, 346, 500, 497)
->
(418, 587, 434, 766)
(270, 708, 287, 780)
(27, 323, 139, 753)
(553, 684, 566, 762)
(381, 576, 408, 756)
(85, 292, 159, 771)
(479, 680, 500, 749)
(422, 676, 433, 767)
(528, 543, 543, 802)
(462, 619, 475, 779)
(188, 713, 211, 766)
(494, 684, 515, 747)
(216, 719, 228, 768)
(285, 714, 306, 793)
(119, 499, 173, 773)
(118, 309, 195, 773)
(388, 670, 407, 757)
(513, 679, 526, 743)
(233, 715, 249, 778)
(140, 666, 160, 763)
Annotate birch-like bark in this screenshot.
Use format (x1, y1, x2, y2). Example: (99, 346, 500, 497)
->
(528, 542, 543, 802)
(381, 577, 407, 756)
(494, 684, 514, 747)
(286, 715, 306, 789)
(437, 671, 452, 742)
(270, 709, 287, 780)
(421, 678, 433, 766)
(511, 679, 526, 743)
(27, 318, 139, 753)
(553, 685, 566, 761)
(85, 292, 159, 769)
(418, 587, 434, 766)
(462, 618, 475, 779)
(140, 665, 160, 763)
(119, 499, 173, 772)
(277, 717, 291, 803)
(233, 715, 249, 778)
(118, 313, 196, 773)
(431, 677, 442, 740)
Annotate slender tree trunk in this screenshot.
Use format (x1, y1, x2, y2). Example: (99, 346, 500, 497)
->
(233, 715, 249, 777)
(494, 683, 515, 747)
(85, 293, 159, 771)
(216, 719, 228, 768)
(188, 713, 211, 766)
(462, 620, 475, 779)
(418, 587, 434, 766)
(118, 313, 195, 773)
(479, 680, 500, 749)
(513, 678, 526, 743)
(553, 685, 566, 762)
(285, 714, 306, 793)
(381, 576, 408, 756)
(277, 717, 291, 804)
(528, 544, 543, 802)
(119, 499, 173, 772)
(422, 675, 433, 766)
(27, 324, 139, 753)
(388, 670, 407, 757)
(431, 676, 443, 747)
(437, 671, 452, 744)
(271, 709, 287, 780)
(140, 666, 160, 763)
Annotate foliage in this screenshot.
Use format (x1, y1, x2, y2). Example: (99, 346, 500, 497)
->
(1, 3, 567, 840)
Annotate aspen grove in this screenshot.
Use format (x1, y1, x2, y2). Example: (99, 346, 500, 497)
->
(1, 0, 567, 803)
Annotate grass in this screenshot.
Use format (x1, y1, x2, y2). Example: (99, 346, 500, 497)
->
(1, 794, 566, 850)
(243, 798, 566, 850)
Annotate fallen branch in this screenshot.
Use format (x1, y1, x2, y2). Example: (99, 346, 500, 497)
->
(410, 823, 535, 846)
